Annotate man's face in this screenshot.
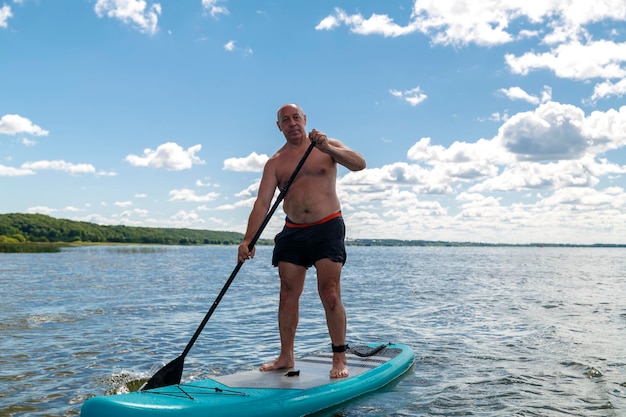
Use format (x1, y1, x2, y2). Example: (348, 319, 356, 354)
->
(277, 105, 307, 141)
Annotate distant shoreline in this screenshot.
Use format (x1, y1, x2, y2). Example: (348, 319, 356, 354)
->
(345, 239, 626, 248)
(1, 213, 623, 251)
(2, 240, 624, 254)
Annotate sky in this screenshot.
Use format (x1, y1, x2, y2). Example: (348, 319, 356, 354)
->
(1, 0, 626, 245)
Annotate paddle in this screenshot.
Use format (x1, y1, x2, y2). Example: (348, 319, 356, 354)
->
(142, 139, 317, 391)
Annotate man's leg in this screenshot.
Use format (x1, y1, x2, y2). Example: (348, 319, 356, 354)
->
(315, 258, 348, 378)
(260, 261, 306, 371)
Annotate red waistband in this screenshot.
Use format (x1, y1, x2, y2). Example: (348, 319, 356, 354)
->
(285, 211, 342, 228)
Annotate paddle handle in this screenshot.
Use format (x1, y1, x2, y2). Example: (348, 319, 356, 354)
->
(179, 139, 316, 359)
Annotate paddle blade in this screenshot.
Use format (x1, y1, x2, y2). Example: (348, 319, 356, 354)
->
(141, 355, 184, 391)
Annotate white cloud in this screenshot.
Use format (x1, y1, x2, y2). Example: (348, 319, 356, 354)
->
(317, 2, 626, 110)
(316, 13, 340, 31)
(335, 100, 626, 241)
(341, 162, 454, 195)
(97, 210, 210, 229)
(407, 136, 506, 168)
(223, 152, 268, 172)
(27, 206, 57, 215)
(20, 160, 97, 174)
(217, 197, 256, 210)
(318, 2, 626, 47)
(119, 208, 148, 217)
(505, 40, 626, 80)
(584, 105, 626, 154)
(96, 170, 118, 177)
(168, 188, 220, 202)
(136, 210, 206, 228)
(114, 201, 133, 207)
(196, 178, 218, 187)
(389, 86, 427, 106)
(0, 114, 49, 136)
(456, 191, 487, 202)
(591, 78, 626, 101)
(540, 86, 553, 103)
(498, 86, 552, 105)
(94, 0, 161, 35)
(410, 1, 517, 46)
(316, 4, 512, 45)
(0, 164, 34, 176)
(469, 159, 603, 193)
(0, 4, 12, 29)
(539, 186, 623, 208)
(479, 111, 510, 123)
(224, 40, 252, 55)
(171, 209, 203, 221)
(125, 142, 205, 171)
(499, 86, 540, 104)
(316, 7, 416, 38)
(202, 0, 229, 18)
(224, 40, 236, 51)
(235, 180, 260, 198)
(20, 138, 37, 146)
(497, 101, 590, 161)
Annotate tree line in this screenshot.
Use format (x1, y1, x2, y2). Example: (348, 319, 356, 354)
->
(0, 213, 245, 245)
(2, 213, 621, 249)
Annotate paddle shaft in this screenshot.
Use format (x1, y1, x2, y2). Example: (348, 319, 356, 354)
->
(179, 139, 317, 359)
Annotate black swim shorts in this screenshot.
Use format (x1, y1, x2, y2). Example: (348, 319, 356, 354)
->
(272, 212, 346, 268)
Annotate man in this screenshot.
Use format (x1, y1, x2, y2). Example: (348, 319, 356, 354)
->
(238, 103, 366, 378)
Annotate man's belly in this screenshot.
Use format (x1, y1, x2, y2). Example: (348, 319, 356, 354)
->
(283, 198, 341, 224)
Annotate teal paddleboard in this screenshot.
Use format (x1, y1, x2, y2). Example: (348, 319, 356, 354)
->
(81, 342, 414, 417)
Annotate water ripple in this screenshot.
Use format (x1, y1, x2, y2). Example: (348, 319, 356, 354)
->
(1, 246, 625, 416)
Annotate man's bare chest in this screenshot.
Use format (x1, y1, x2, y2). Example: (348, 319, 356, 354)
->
(276, 153, 333, 188)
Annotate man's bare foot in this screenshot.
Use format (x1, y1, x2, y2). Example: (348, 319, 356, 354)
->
(259, 355, 294, 372)
(330, 353, 349, 378)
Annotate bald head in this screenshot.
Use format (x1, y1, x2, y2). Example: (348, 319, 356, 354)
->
(277, 103, 304, 121)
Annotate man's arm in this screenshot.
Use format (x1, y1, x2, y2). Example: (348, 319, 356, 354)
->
(325, 139, 366, 172)
(238, 160, 278, 262)
(309, 129, 366, 172)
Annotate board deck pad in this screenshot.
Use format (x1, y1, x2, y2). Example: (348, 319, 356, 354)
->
(80, 343, 414, 417)
(215, 345, 401, 390)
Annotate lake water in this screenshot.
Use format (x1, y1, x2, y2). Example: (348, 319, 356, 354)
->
(1, 245, 625, 416)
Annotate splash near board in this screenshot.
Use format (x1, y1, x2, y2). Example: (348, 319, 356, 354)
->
(80, 342, 414, 417)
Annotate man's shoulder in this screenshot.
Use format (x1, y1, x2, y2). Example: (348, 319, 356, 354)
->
(270, 143, 289, 157)
(267, 148, 285, 165)
(262, 148, 286, 175)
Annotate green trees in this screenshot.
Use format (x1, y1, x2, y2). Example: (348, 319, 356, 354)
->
(0, 213, 244, 245)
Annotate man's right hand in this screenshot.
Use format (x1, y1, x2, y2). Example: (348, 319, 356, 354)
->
(238, 243, 255, 263)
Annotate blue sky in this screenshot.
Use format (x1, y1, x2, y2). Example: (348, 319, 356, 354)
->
(1, 0, 625, 244)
